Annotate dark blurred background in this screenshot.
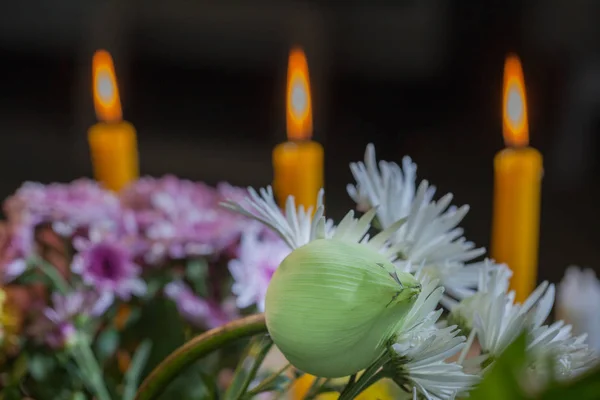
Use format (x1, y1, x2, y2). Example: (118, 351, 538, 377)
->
(0, 0, 599, 283)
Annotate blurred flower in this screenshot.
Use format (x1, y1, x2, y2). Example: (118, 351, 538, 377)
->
(30, 291, 110, 349)
(3, 179, 121, 237)
(120, 176, 249, 264)
(228, 223, 290, 311)
(471, 273, 597, 384)
(72, 234, 145, 302)
(45, 322, 77, 349)
(0, 222, 30, 283)
(556, 266, 600, 352)
(347, 144, 485, 308)
(165, 281, 238, 329)
(44, 291, 112, 323)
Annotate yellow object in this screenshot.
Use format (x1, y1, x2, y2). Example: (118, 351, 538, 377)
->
(88, 122, 139, 192)
(292, 375, 394, 399)
(88, 49, 139, 192)
(273, 140, 324, 209)
(491, 54, 543, 303)
(273, 46, 324, 210)
(0, 289, 22, 354)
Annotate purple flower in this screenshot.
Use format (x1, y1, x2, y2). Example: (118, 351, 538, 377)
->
(4, 179, 121, 237)
(44, 291, 112, 323)
(0, 223, 31, 282)
(120, 176, 249, 265)
(164, 281, 238, 329)
(45, 323, 77, 349)
(72, 235, 146, 301)
(228, 223, 290, 311)
(32, 291, 111, 349)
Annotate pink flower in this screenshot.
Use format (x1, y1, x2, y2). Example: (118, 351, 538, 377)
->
(4, 179, 121, 236)
(164, 281, 238, 329)
(120, 176, 249, 264)
(71, 234, 146, 302)
(228, 223, 291, 311)
(31, 290, 111, 349)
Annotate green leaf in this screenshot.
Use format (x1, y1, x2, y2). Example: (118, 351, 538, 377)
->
(224, 336, 273, 400)
(96, 328, 120, 364)
(185, 258, 209, 297)
(70, 392, 87, 400)
(123, 340, 153, 400)
(470, 333, 530, 400)
(28, 353, 57, 381)
(8, 353, 28, 385)
(134, 297, 187, 380)
(539, 364, 600, 400)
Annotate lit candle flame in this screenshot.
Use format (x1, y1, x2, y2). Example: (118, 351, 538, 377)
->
(502, 54, 528, 147)
(92, 49, 122, 123)
(286, 47, 313, 141)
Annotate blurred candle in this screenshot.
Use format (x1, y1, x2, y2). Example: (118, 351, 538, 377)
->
(275, 47, 323, 399)
(491, 54, 543, 303)
(272, 48, 324, 209)
(88, 50, 139, 192)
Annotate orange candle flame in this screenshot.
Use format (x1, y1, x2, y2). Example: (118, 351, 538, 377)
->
(286, 48, 313, 141)
(502, 54, 529, 147)
(92, 50, 122, 123)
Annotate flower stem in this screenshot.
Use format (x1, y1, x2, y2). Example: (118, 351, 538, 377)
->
(338, 353, 390, 400)
(244, 362, 292, 398)
(33, 255, 70, 294)
(340, 374, 356, 395)
(304, 377, 332, 400)
(135, 313, 267, 400)
(71, 339, 112, 400)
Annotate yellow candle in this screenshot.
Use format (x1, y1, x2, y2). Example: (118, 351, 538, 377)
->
(273, 141, 323, 209)
(88, 49, 139, 192)
(272, 47, 324, 210)
(491, 54, 543, 303)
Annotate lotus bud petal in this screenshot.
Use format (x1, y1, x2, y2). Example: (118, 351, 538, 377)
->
(265, 238, 421, 378)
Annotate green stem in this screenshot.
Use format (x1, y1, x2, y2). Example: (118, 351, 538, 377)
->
(338, 353, 390, 400)
(244, 363, 292, 398)
(305, 378, 331, 400)
(340, 374, 357, 396)
(33, 255, 70, 294)
(135, 313, 267, 400)
(71, 339, 112, 400)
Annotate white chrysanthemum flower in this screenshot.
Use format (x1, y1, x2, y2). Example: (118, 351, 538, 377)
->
(391, 278, 479, 400)
(474, 279, 555, 358)
(472, 271, 598, 382)
(222, 186, 330, 249)
(446, 260, 512, 331)
(526, 275, 597, 383)
(556, 266, 600, 352)
(347, 144, 485, 307)
(347, 144, 434, 219)
(222, 186, 406, 259)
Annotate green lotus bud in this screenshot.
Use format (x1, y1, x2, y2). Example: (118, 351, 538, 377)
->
(265, 238, 421, 378)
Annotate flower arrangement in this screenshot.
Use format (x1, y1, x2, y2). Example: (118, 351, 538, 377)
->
(0, 176, 289, 399)
(1, 145, 599, 400)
